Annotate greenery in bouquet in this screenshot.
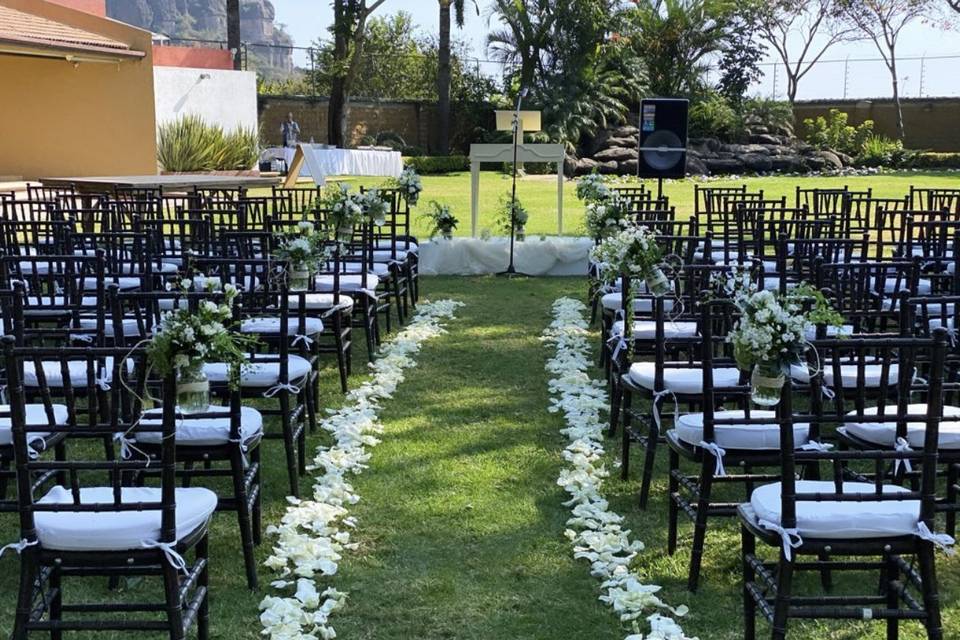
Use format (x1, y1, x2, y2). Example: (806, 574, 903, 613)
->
(146, 278, 258, 386)
(584, 193, 629, 240)
(576, 172, 613, 204)
(360, 188, 390, 226)
(423, 201, 459, 239)
(318, 183, 366, 239)
(273, 220, 331, 271)
(396, 166, 423, 206)
(589, 225, 664, 285)
(496, 195, 529, 235)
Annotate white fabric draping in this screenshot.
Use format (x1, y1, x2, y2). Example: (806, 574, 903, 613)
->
(418, 236, 594, 276)
(269, 146, 403, 180)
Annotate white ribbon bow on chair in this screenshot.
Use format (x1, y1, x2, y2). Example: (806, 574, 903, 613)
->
(698, 440, 727, 477)
(651, 389, 679, 434)
(916, 522, 956, 555)
(758, 519, 803, 561)
(141, 540, 189, 574)
(292, 334, 314, 348)
(0, 538, 37, 559)
(894, 437, 913, 474)
(263, 383, 301, 398)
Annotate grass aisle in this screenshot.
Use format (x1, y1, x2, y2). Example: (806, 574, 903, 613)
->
(331, 276, 624, 640)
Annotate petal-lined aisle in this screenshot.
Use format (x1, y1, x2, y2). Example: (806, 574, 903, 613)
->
(329, 276, 624, 639)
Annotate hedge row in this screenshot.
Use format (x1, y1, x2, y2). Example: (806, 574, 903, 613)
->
(403, 155, 470, 174)
(906, 152, 960, 169)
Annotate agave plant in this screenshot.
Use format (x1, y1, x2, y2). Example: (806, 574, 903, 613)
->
(157, 115, 259, 172)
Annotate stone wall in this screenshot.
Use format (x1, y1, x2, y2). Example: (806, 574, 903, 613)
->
(793, 98, 960, 152)
(258, 96, 439, 151)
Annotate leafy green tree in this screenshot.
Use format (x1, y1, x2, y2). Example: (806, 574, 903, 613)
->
(716, 2, 766, 106)
(438, 1, 479, 154)
(625, 0, 735, 98)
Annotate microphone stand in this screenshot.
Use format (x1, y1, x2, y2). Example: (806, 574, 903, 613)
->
(497, 89, 528, 278)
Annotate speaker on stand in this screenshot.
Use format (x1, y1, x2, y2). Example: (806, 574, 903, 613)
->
(636, 98, 689, 199)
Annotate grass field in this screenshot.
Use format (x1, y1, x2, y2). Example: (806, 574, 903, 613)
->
(257, 169, 960, 239)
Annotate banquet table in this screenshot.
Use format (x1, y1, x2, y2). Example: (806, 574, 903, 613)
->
(418, 236, 593, 277)
(272, 145, 404, 186)
(41, 174, 280, 193)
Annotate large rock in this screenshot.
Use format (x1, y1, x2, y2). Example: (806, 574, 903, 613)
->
(619, 159, 639, 175)
(596, 160, 620, 175)
(724, 143, 771, 156)
(594, 147, 638, 163)
(689, 137, 723, 152)
(686, 156, 709, 176)
(769, 155, 807, 172)
(564, 154, 579, 178)
(574, 157, 599, 176)
(817, 151, 843, 171)
(610, 125, 639, 138)
(741, 153, 774, 173)
(704, 158, 746, 174)
(749, 133, 781, 146)
(604, 136, 637, 149)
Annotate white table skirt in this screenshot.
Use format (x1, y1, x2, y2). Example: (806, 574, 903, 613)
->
(268, 147, 404, 180)
(419, 236, 594, 276)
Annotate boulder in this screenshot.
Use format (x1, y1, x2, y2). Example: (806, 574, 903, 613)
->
(835, 151, 854, 166)
(724, 143, 771, 156)
(741, 153, 774, 173)
(805, 155, 828, 171)
(704, 158, 746, 174)
(564, 154, 579, 178)
(817, 150, 843, 171)
(689, 137, 723, 152)
(596, 160, 620, 175)
(594, 147, 638, 163)
(770, 124, 795, 138)
(619, 159, 639, 175)
(686, 156, 709, 176)
(610, 125, 639, 138)
(574, 157, 599, 176)
(605, 136, 637, 149)
(769, 155, 807, 172)
(749, 133, 781, 146)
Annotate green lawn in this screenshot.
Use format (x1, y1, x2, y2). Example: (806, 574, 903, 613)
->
(0, 277, 958, 639)
(258, 169, 960, 239)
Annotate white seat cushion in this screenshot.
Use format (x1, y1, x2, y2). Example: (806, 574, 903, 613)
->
(374, 239, 417, 253)
(843, 404, 960, 450)
(24, 360, 112, 388)
(676, 410, 810, 450)
(628, 362, 741, 394)
(791, 362, 899, 388)
(79, 316, 144, 337)
(25, 296, 99, 308)
(750, 480, 918, 539)
(35, 485, 217, 551)
(803, 324, 854, 340)
(82, 276, 142, 290)
(241, 316, 324, 336)
(286, 294, 353, 312)
(137, 405, 263, 447)
(371, 249, 408, 262)
(314, 274, 379, 293)
(0, 403, 69, 446)
(877, 276, 931, 295)
(203, 354, 311, 388)
(342, 262, 390, 277)
(601, 293, 675, 313)
(611, 320, 698, 340)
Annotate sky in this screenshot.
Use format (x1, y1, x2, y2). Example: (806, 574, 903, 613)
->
(270, 1, 960, 100)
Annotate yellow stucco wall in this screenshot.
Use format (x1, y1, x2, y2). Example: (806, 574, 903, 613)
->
(0, 0, 157, 179)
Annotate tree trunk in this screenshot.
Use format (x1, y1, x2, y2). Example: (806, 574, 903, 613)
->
(437, 1, 452, 156)
(890, 59, 905, 140)
(328, 0, 348, 147)
(226, 0, 241, 71)
(787, 73, 798, 104)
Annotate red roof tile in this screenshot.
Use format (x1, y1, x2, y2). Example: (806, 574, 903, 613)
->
(0, 4, 142, 57)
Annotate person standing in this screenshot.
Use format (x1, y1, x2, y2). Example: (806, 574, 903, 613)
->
(281, 112, 300, 148)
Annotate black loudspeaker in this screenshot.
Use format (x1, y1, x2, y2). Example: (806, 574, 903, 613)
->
(637, 98, 689, 179)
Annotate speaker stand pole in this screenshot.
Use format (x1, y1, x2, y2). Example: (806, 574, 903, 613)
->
(657, 177, 664, 201)
(498, 90, 529, 278)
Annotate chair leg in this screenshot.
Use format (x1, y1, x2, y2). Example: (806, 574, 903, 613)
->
(252, 445, 263, 546)
(947, 464, 958, 538)
(638, 407, 659, 511)
(620, 400, 632, 481)
(918, 542, 944, 640)
(818, 550, 833, 591)
(741, 524, 757, 640)
(885, 552, 900, 640)
(50, 562, 62, 640)
(197, 535, 210, 640)
(668, 447, 680, 555)
(231, 448, 258, 590)
(279, 393, 300, 498)
(333, 314, 349, 394)
(770, 552, 794, 640)
(162, 555, 185, 640)
(609, 375, 622, 439)
(687, 458, 715, 592)
(296, 407, 307, 477)
(12, 547, 38, 640)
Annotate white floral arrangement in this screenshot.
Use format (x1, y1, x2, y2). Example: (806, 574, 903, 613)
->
(576, 172, 613, 204)
(589, 226, 664, 284)
(584, 194, 629, 240)
(260, 300, 464, 640)
(273, 221, 331, 270)
(397, 166, 423, 206)
(424, 201, 459, 239)
(318, 184, 366, 242)
(146, 278, 256, 383)
(359, 188, 390, 226)
(543, 298, 696, 640)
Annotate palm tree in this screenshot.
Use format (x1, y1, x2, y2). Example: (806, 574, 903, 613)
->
(437, 0, 477, 155)
(226, 0, 241, 70)
(487, 0, 556, 91)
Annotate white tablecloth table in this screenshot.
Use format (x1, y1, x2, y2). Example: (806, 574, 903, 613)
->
(266, 146, 404, 183)
(418, 236, 593, 277)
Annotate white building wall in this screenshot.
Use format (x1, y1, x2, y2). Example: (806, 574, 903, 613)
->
(153, 67, 258, 133)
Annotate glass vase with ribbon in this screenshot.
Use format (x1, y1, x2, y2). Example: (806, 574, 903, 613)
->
(176, 364, 210, 414)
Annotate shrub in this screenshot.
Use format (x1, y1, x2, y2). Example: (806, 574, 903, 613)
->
(157, 115, 259, 172)
(742, 99, 794, 133)
(857, 134, 907, 167)
(905, 152, 960, 170)
(403, 156, 470, 174)
(801, 109, 873, 157)
(689, 94, 743, 141)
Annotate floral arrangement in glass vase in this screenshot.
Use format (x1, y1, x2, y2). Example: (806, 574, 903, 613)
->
(146, 279, 258, 413)
(273, 220, 331, 291)
(396, 166, 423, 206)
(424, 201, 459, 240)
(584, 193, 629, 241)
(359, 188, 390, 226)
(589, 225, 671, 299)
(724, 274, 844, 406)
(576, 172, 612, 204)
(496, 195, 529, 241)
(319, 184, 366, 244)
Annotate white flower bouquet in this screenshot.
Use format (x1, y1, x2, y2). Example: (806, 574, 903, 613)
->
(584, 194, 629, 241)
(396, 166, 423, 206)
(423, 201, 459, 240)
(359, 188, 390, 226)
(589, 226, 670, 298)
(576, 172, 612, 204)
(319, 184, 366, 243)
(496, 195, 529, 240)
(273, 221, 331, 291)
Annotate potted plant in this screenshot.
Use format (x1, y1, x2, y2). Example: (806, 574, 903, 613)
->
(146, 279, 258, 414)
(424, 201, 459, 240)
(273, 220, 329, 291)
(396, 166, 423, 206)
(590, 225, 671, 300)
